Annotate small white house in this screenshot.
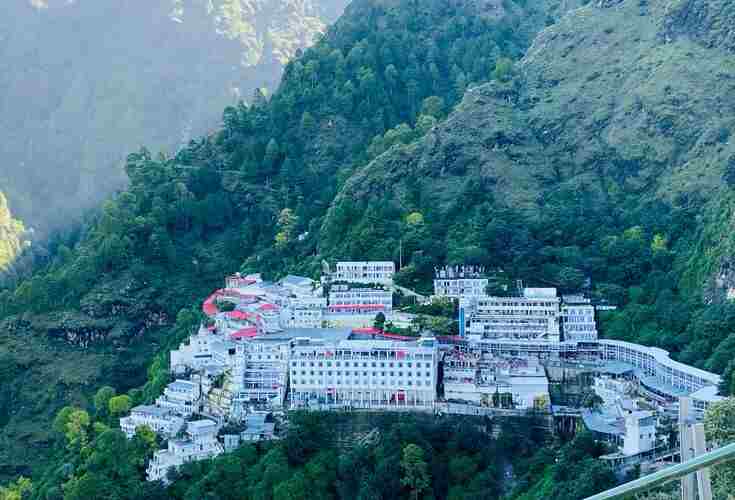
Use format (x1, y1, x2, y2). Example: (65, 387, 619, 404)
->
(120, 405, 185, 439)
(146, 419, 223, 483)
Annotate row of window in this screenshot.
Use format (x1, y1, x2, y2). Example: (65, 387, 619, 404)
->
(292, 379, 431, 387)
(292, 360, 429, 368)
(291, 370, 432, 378)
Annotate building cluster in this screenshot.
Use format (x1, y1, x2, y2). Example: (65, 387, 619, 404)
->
(117, 262, 725, 480)
(443, 350, 550, 410)
(583, 376, 658, 457)
(457, 287, 597, 342)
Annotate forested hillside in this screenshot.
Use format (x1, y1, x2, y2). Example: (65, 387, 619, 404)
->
(0, 0, 347, 234)
(3, 0, 735, 494)
(0, 0, 560, 479)
(324, 0, 735, 381)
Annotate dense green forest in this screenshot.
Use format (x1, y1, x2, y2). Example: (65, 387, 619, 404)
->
(0, 0, 564, 479)
(23, 405, 618, 500)
(1, 0, 735, 495)
(0, 0, 347, 234)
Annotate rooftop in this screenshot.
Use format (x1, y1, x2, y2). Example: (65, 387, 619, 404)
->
(130, 405, 171, 417)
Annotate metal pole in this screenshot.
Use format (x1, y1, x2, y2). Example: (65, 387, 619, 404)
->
(583, 442, 735, 500)
(693, 423, 713, 500)
(680, 397, 695, 500)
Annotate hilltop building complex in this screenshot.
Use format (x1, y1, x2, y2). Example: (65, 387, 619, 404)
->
(120, 262, 723, 480)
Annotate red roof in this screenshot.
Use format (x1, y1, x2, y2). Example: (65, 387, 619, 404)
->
(202, 291, 222, 317)
(352, 327, 383, 334)
(258, 303, 278, 311)
(226, 310, 251, 321)
(328, 304, 385, 310)
(230, 327, 259, 340)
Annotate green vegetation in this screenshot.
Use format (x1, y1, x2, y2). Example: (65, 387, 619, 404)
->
(1, 0, 347, 234)
(0, 0, 565, 479)
(2, 0, 735, 493)
(0, 193, 25, 271)
(28, 406, 592, 500)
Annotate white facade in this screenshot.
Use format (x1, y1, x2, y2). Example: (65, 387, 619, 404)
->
(623, 411, 656, 456)
(156, 380, 201, 417)
(170, 326, 217, 374)
(289, 337, 438, 410)
(562, 302, 597, 342)
(119, 405, 185, 439)
(285, 296, 326, 328)
(333, 261, 395, 285)
(231, 340, 290, 414)
(599, 340, 721, 396)
(465, 289, 561, 341)
(434, 278, 489, 299)
(328, 286, 393, 314)
(443, 353, 550, 409)
(147, 420, 223, 482)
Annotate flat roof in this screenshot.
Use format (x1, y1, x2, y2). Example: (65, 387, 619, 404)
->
(130, 405, 172, 417)
(582, 409, 623, 436)
(599, 340, 721, 384)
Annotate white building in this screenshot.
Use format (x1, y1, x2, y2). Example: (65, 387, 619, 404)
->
(285, 296, 326, 328)
(170, 326, 218, 375)
(433, 266, 489, 299)
(230, 339, 290, 415)
(119, 405, 185, 439)
(622, 410, 657, 456)
(147, 419, 223, 482)
(561, 295, 598, 341)
(332, 261, 395, 285)
(289, 337, 438, 410)
(443, 352, 550, 409)
(463, 288, 561, 341)
(328, 285, 393, 313)
(598, 340, 721, 398)
(156, 380, 201, 417)
(279, 275, 319, 297)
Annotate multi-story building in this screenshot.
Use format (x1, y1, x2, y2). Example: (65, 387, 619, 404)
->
(443, 351, 550, 409)
(285, 296, 326, 328)
(462, 288, 561, 341)
(119, 405, 185, 439)
(156, 380, 201, 417)
(328, 285, 393, 313)
(561, 295, 598, 341)
(433, 266, 489, 299)
(332, 261, 395, 285)
(289, 337, 438, 410)
(147, 420, 223, 482)
(230, 339, 290, 414)
(598, 339, 722, 401)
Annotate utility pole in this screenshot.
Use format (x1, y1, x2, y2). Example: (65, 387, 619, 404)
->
(693, 423, 713, 500)
(679, 397, 695, 500)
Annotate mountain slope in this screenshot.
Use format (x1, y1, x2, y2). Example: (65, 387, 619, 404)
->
(323, 0, 735, 371)
(0, 0, 348, 234)
(0, 0, 560, 480)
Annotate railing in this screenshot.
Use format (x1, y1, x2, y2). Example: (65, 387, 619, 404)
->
(584, 442, 735, 500)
